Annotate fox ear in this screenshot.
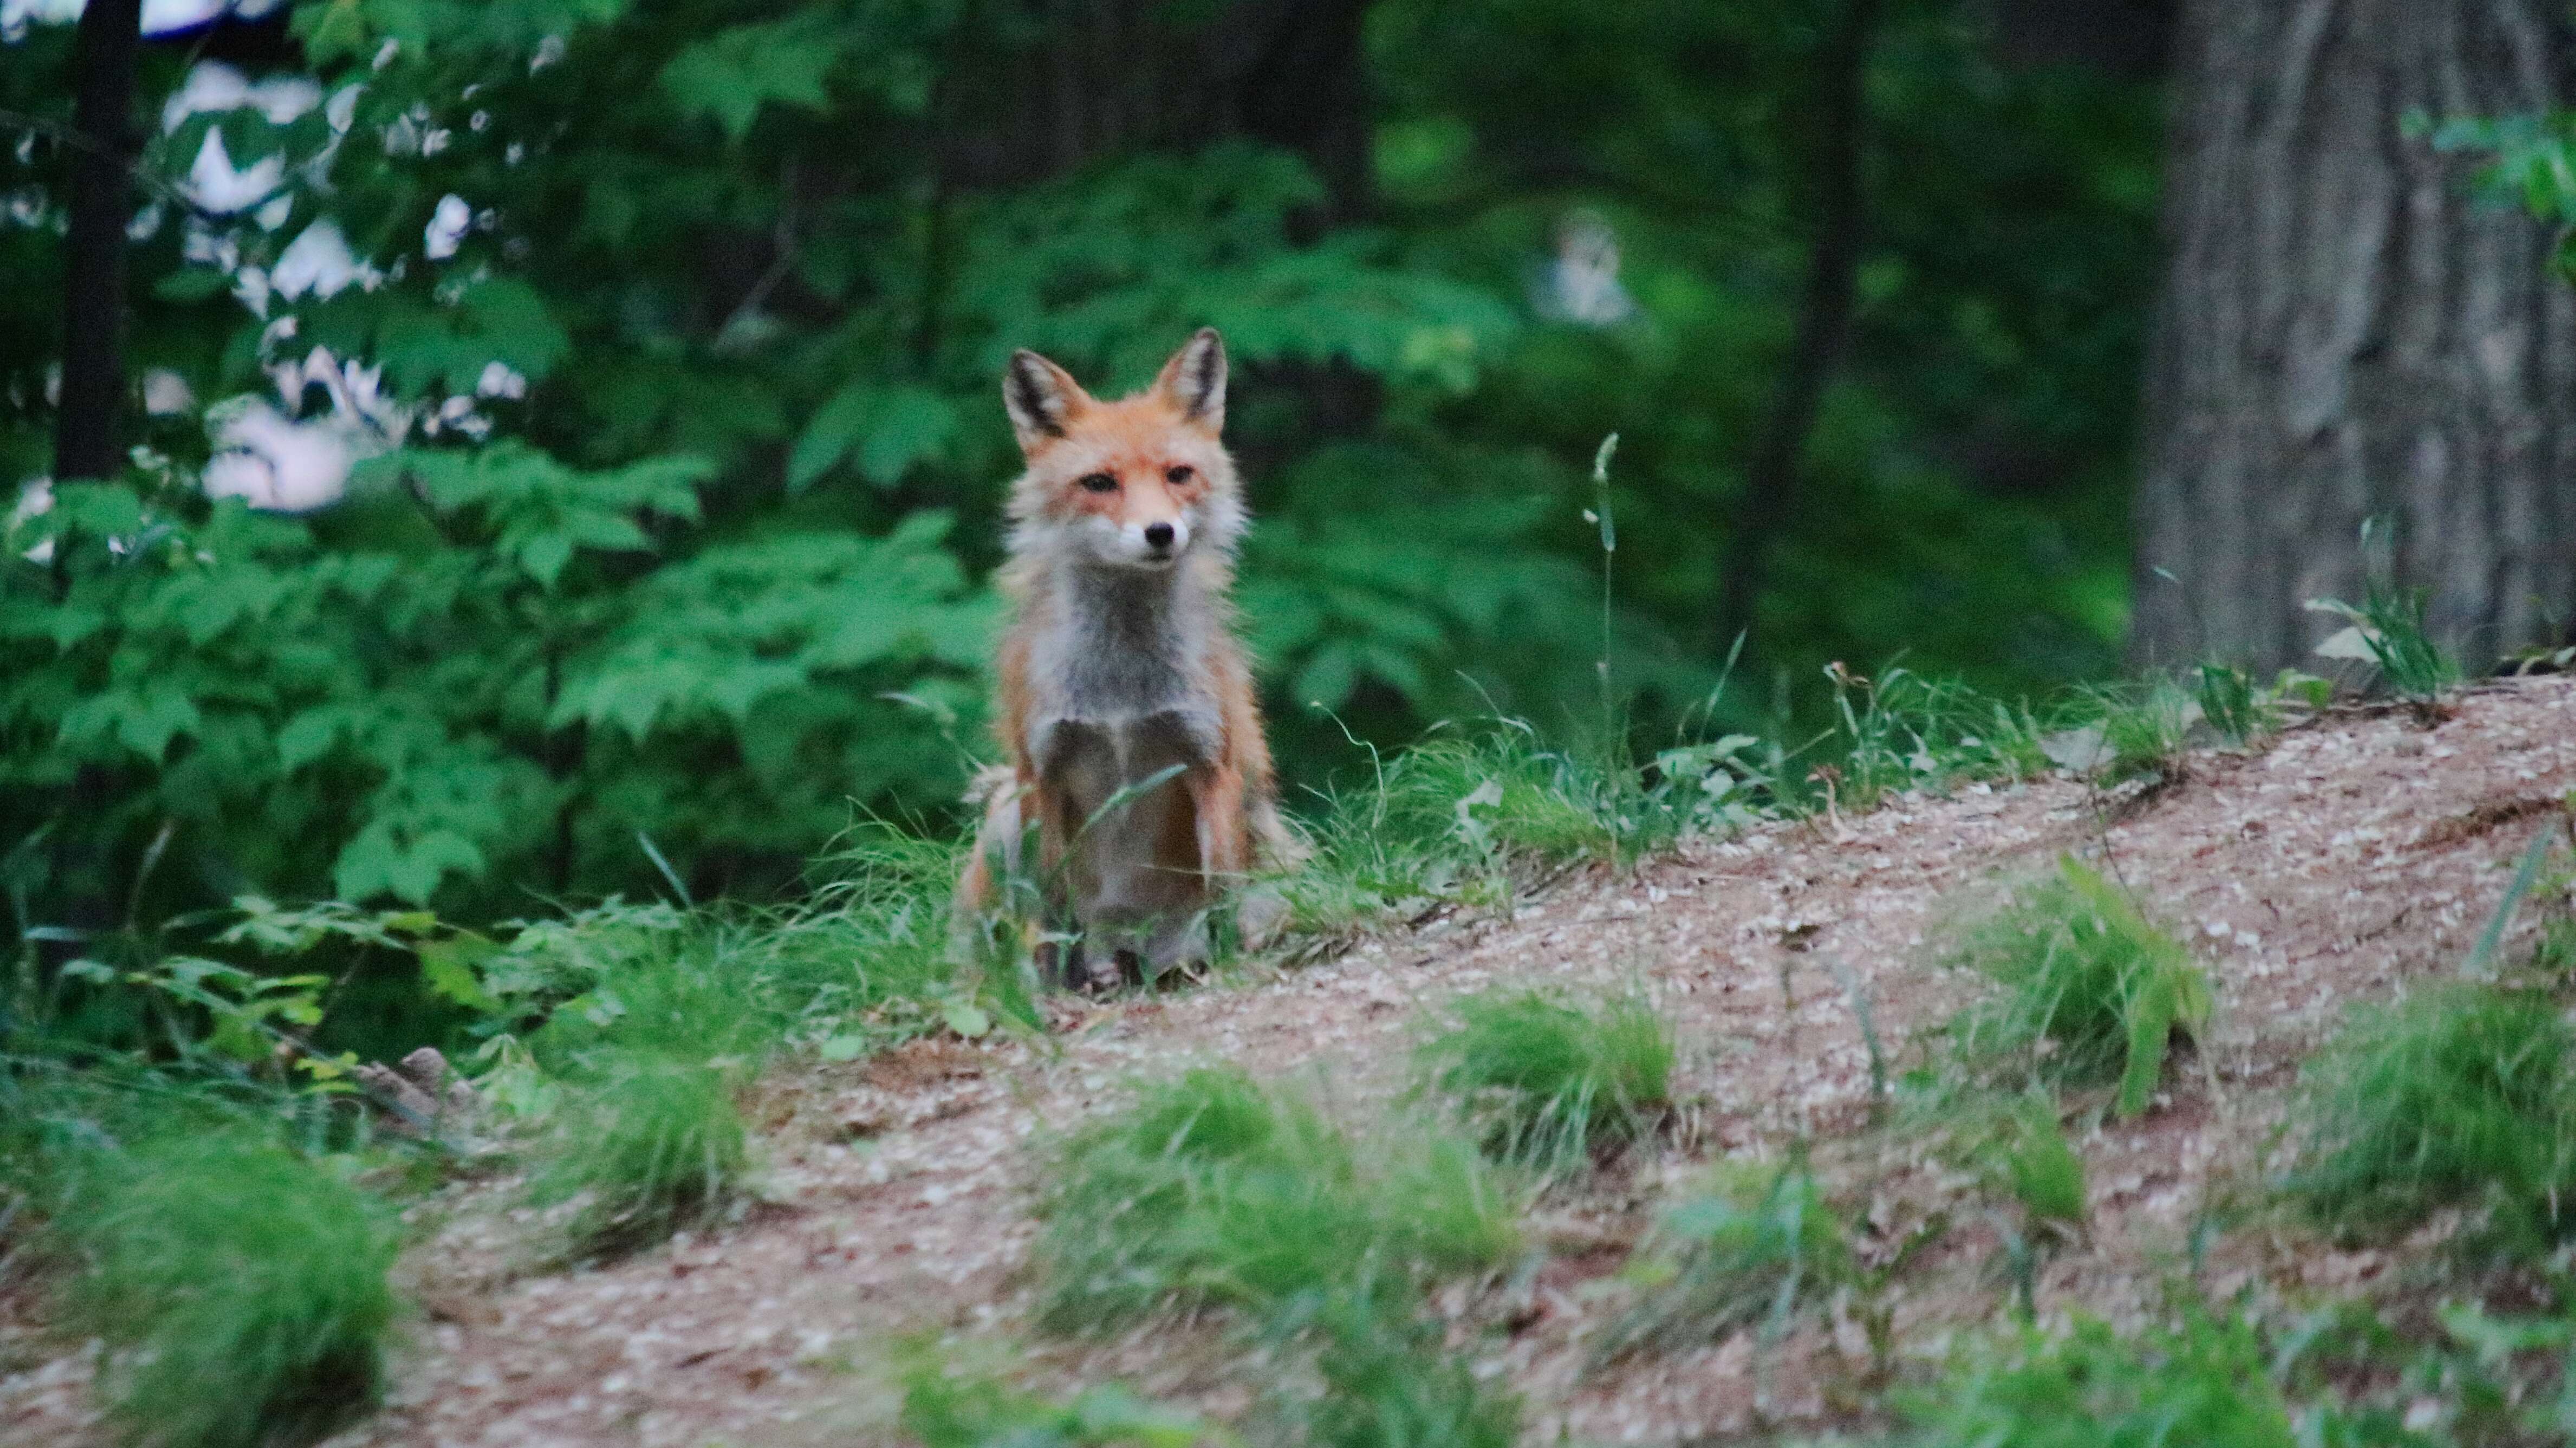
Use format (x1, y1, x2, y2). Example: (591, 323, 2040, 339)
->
(1152, 327, 1226, 430)
(1003, 349, 1089, 453)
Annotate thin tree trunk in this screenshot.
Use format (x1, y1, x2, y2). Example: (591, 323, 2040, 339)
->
(1712, 0, 1881, 658)
(53, 0, 144, 483)
(2133, 0, 2576, 674)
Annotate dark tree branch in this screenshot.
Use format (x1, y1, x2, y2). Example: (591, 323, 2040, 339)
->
(1711, 0, 1881, 658)
(51, 0, 144, 484)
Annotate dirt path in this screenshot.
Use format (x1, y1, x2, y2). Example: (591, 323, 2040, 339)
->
(7, 678, 2574, 1446)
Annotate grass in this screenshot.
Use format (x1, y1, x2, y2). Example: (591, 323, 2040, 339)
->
(1031, 1066, 1519, 1332)
(2283, 982, 2576, 1246)
(897, 1346, 1222, 1448)
(1898, 1311, 2298, 1448)
(1031, 1066, 1523, 1448)
(48, 1126, 401, 1448)
(2307, 520, 2460, 708)
(1598, 1161, 1850, 1361)
(1416, 986, 1673, 1174)
(1277, 1281, 1523, 1448)
(1277, 713, 1774, 947)
(531, 1049, 751, 1260)
(1945, 855, 2211, 1118)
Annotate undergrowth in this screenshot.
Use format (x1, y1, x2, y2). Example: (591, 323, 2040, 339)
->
(1599, 1161, 1850, 1361)
(48, 1126, 401, 1448)
(530, 1050, 751, 1260)
(1032, 1066, 1522, 1448)
(1417, 986, 1673, 1174)
(1898, 1311, 2298, 1447)
(1033, 1066, 1517, 1329)
(1945, 855, 2211, 1117)
(2284, 982, 2576, 1247)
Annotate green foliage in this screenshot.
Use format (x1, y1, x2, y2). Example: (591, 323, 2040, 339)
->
(1821, 665, 2055, 807)
(1274, 1283, 1523, 1448)
(1946, 856, 2211, 1118)
(2284, 983, 2576, 1246)
(897, 1349, 1224, 1448)
(1898, 1311, 2297, 1448)
(1277, 716, 1766, 946)
(2306, 523, 2460, 707)
(1033, 1066, 1517, 1332)
(49, 1127, 401, 1448)
(3, 0, 2160, 965)
(1417, 986, 1673, 1173)
(1600, 1161, 1849, 1361)
(532, 1050, 749, 1259)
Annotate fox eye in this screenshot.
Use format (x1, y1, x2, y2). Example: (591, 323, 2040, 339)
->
(1076, 471, 1118, 494)
(1165, 465, 1194, 484)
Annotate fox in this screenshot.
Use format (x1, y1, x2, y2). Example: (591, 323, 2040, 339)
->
(955, 328, 1296, 989)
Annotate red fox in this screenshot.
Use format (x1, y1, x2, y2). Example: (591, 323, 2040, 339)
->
(956, 328, 1295, 988)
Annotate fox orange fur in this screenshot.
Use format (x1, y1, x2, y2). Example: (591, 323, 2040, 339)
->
(956, 328, 1294, 988)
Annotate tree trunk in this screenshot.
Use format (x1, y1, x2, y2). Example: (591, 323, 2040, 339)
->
(943, 0, 1374, 220)
(53, 0, 144, 484)
(1711, 0, 1881, 658)
(2133, 0, 2576, 675)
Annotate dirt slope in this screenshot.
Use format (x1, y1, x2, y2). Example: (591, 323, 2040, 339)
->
(6, 676, 2574, 1446)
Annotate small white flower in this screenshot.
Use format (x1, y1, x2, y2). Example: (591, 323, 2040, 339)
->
(474, 361, 527, 400)
(271, 219, 361, 301)
(424, 194, 471, 261)
(183, 127, 283, 215)
(142, 369, 196, 417)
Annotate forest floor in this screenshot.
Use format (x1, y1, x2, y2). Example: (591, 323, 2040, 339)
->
(6, 675, 2576, 1446)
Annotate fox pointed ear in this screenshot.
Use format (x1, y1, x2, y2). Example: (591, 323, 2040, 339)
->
(1152, 327, 1227, 431)
(1003, 349, 1089, 453)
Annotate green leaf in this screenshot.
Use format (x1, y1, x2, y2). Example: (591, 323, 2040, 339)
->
(660, 16, 839, 142)
(418, 935, 502, 1014)
(942, 998, 993, 1040)
(858, 387, 958, 487)
(787, 383, 873, 492)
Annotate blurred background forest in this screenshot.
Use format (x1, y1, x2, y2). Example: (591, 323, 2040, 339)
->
(3, 0, 2572, 947)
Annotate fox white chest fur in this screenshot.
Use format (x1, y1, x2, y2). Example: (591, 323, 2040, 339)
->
(1022, 561, 1225, 963)
(955, 328, 1292, 989)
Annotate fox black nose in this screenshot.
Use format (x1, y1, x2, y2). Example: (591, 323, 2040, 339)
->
(1143, 522, 1175, 550)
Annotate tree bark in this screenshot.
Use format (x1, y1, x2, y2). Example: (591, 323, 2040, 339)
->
(52, 0, 144, 484)
(2133, 0, 2576, 674)
(1711, 0, 1881, 658)
(943, 0, 1375, 221)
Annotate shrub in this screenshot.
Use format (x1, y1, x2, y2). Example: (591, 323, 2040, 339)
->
(2284, 983, 2576, 1244)
(1946, 856, 2210, 1117)
(1417, 987, 1673, 1173)
(53, 1128, 401, 1448)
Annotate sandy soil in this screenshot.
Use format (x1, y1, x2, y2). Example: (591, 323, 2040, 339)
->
(5, 676, 2572, 1447)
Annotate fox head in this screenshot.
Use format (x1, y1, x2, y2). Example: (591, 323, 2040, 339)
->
(1001, 328, 1244, 573)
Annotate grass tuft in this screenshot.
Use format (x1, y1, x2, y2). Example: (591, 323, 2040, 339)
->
(533, 1051, 750, 1259)
(1599, 1161, 1850, 1361)
(896, 1346, 1222, 1448)
(1033, 1066, 1517, 1332)
(1945, 855, 2210, 1117)
(1899, 1311, 2294, 1447)
(1417, 987, 1673, 1174)
(53, 1127, 400, 1448)
(1276, 1282, 1522, 1448)
(2283, 982, 2576, 1245)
